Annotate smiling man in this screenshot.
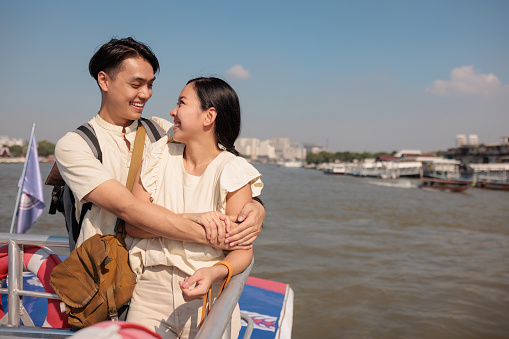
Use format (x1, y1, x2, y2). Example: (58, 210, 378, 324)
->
(55, 37, 264, 259)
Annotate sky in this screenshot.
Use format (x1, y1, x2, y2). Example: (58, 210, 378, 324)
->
(1, 0, 508, 153)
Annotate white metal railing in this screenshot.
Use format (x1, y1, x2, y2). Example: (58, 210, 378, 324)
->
(0, 233, 253, 339)
(195, 260, 254, 339)
(0, 233, 73, 338)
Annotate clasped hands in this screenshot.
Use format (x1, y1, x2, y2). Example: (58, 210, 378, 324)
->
(184, 201, 263, 250)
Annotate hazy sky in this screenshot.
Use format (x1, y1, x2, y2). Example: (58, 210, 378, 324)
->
(1, 0, 508, 153)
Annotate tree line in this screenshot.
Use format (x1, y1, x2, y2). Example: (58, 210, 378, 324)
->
(6, 140, 55, 157)
(306, 150, 396, 164)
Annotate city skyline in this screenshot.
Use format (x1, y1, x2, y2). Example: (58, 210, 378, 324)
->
(1, 1, 508, 153)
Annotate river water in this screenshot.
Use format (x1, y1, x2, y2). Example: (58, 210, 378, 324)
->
(1, 162, 508, 338)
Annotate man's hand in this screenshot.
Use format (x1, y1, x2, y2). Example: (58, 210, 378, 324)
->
(225, 200, 265, 247)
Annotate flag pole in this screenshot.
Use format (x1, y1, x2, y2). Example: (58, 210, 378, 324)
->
(9, 123, 37, 233)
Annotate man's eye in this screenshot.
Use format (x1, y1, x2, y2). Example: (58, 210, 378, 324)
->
(131, 84, 140, 88)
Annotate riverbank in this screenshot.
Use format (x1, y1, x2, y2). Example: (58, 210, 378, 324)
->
(0, 156, 55, 164)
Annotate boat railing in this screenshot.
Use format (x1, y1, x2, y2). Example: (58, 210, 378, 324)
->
(0, 233, 253, 339)
(0, 233, 73, 338)
(196, 259, 254, 339)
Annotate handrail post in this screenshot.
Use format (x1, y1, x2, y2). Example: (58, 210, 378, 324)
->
(7, 240, 22, 327)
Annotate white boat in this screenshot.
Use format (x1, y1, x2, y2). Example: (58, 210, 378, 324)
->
(277, 161, 304, 168)
(471, 163, 509, 191)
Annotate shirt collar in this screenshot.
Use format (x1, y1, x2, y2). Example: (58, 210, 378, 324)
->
(94, 115, 138, 135)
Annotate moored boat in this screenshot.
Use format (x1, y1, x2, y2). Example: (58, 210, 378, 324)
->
(474, 179, 509, 191)
(277, 160, 304, 168)
(471, 163, 509, 191)
(419, 177, 472, 192)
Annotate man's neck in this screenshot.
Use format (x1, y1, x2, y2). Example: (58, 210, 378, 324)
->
(98, 108, 134, 128)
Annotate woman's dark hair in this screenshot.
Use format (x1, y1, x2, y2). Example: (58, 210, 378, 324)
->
(187, 77, 241, 156)
(89, 37, 159, 82)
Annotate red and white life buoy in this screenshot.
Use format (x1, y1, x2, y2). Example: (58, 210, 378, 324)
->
(0, 245, 68, 328)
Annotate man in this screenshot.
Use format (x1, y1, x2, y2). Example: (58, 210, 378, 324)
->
(55, 37, 264, 253)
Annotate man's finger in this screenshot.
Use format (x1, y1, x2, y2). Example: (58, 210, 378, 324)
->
(227, 228, 258, 246)
(236, 203, 254, 223)
(226, 220, 249, 237)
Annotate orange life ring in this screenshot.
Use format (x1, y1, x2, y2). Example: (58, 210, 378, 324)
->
(0, 245, 68, 328)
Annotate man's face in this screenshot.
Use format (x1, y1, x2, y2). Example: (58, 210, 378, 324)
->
(99, 57, 155, 127)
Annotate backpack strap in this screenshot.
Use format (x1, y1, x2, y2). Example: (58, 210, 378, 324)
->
(75, 123, 102, 162)
(139, 117, 165, 143)
(64, 123, 102, 250)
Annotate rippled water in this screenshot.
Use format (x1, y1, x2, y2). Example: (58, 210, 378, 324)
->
(1, 163, 508, 338)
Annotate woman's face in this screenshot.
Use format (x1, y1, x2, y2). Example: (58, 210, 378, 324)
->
(170, 83, 206, 142)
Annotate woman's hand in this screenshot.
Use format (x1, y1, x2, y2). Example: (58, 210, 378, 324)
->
(182, 211, 230, 245)
(179, 265, 229, 302)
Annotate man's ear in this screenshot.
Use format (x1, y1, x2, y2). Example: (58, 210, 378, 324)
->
(97, 71, 109, 92)
(203, 108, 217, 127)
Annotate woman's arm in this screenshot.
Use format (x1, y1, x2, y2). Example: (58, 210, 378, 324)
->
(180, 184, 255, 301)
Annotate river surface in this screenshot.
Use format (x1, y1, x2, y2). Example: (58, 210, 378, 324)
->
(1, 162, 508, 338)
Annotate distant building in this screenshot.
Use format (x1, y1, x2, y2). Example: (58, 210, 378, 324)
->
(270, 138, 291, 159)
(283, 141, 306, 161)
(456, 134, 466, 147)
(1, 145, 11, 157)
(0, 135, 23, 147)
(257, 140, 276, 159)
(236, 137, 305, 161)
(468, 134, 479, 146)
(394, 150, 422, 158)
(235, 138, 260, 158)
(444, 136, 509, 164)
(303, 143, 325, 154)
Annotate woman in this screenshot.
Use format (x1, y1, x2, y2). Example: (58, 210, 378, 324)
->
(126, 77, 262, 338)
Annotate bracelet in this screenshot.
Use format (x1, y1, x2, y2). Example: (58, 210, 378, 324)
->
(200, 261, 233, 328)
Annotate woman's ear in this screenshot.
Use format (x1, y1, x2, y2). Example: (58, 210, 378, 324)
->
(203, 108, 217, 127)
(97, 71, 109, 92)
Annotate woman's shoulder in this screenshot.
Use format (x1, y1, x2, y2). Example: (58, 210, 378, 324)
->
(219, 154, 261, 183)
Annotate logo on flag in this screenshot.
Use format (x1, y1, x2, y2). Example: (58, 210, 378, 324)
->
(16, 135, 45, 233)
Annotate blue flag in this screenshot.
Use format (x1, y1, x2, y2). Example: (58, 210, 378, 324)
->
(16, 135, 45, 233)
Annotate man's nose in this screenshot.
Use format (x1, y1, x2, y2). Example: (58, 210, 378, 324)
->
(139, 86, 151, 100)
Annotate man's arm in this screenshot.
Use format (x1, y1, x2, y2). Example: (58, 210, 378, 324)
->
(85, 178, 210, 243)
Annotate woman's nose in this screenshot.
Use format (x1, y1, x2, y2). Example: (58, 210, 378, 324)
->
(170, 107, 177, 117)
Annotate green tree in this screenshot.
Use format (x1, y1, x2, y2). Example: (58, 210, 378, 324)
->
(37, 140, 55, 157)
(9, 145, 24, 157)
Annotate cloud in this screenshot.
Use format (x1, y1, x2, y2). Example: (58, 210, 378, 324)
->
(226, 64, 251, 79)
(426, 65, 507, 98)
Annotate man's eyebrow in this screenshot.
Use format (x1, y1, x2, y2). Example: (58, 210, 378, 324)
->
(130, 76, 156, 82)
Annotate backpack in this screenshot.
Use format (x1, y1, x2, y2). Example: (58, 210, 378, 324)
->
(45, 118, 165, 251)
